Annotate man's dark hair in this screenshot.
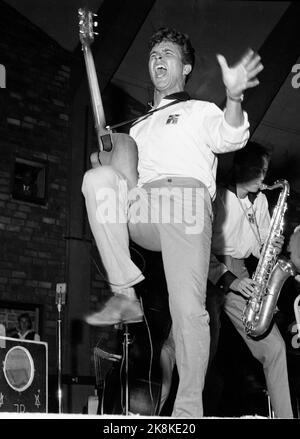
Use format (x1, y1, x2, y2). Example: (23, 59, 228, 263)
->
(233, 141, 271, 183)
(149, 27, 195, 73)
(234, 141, 271, 167)
(18, 312, 32, 328)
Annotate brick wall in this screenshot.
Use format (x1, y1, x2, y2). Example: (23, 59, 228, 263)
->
(0, 1, 71, 373)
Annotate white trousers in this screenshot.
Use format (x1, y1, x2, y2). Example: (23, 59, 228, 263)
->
(82, 166, 212, 417)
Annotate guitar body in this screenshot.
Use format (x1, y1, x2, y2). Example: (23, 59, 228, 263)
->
(100, 133, 139, 190)
(90, 133, 138, 189)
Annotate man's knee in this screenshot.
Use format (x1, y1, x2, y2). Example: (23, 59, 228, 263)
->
(269, 333, 287, 358)
(175, 301, 209, 326)
(82, 166, 118, 194)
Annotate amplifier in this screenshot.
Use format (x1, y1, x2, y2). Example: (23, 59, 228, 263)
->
(0, 336, 48, 413)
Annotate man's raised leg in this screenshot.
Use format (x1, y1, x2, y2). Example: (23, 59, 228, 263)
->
(81, 165, 144, 325)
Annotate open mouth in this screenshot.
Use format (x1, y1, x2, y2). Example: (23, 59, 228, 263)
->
(154, 64, 167, 78)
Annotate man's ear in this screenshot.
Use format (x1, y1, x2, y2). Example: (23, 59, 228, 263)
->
(183, 64, 192, 77)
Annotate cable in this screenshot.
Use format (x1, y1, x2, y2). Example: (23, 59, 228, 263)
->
(90, 244, 146, 289)
(90, 247, 158, 415)
(120, 344, 125, 414)
(140, 296, 156, 415)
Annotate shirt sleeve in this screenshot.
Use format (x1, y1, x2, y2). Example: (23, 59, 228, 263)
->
(208, 188, 239, 291)
(208, 252, 239, 293)
(202, 103, 250, 154)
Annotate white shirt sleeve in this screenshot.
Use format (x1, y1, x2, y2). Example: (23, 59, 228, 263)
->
(208, 190, 231, 285)
(202, 103, 250, 154)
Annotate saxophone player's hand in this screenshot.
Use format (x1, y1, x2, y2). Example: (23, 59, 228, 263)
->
(230, 278, 258, 299)
(272, 235, 284, 255)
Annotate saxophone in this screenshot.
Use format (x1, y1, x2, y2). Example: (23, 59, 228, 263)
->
(242, 179, 297, 337)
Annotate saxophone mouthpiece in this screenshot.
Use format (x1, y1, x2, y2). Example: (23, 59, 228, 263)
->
(259, 183, 268, 191)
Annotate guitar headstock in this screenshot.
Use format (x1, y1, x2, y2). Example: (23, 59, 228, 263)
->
(78, 7, 98, 46)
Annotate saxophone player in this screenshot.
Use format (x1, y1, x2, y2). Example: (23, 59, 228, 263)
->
(208, 141, 293, 418)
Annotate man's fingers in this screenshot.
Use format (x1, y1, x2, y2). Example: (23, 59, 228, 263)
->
(216, 54, 229, 72)
(241, 279, 257, 295)
(241, 289, 252, 299)
(245, 54, 262, 72)
(244, 285, 254, 294)
(274, 235, 284, 244)
(240, 48, 255, 67)
(247, 64, 264, 80)
(245, 79, 260, 89)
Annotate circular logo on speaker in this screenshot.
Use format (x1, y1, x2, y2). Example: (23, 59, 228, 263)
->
(3, 346, 35, 392)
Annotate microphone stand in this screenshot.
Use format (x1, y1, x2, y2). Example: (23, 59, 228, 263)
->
(56, 285, 66, 414)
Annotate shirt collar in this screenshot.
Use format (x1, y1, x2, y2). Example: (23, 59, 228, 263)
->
(164, 91, 191, 101)
(148, 91, 190, 108)
(18, 329, 32, 339)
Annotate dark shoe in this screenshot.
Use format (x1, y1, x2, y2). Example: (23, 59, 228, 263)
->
(85, 294, 144, 326)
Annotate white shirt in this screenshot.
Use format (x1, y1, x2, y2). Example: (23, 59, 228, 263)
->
(18, 330, 40, 341)
(209, 186, 271, 284)
(129, 97, 250, 199)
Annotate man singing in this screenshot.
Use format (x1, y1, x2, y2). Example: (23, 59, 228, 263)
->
(82, 27, 263, 417)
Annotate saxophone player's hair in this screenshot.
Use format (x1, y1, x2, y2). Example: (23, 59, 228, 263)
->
(234, 141, 271, 168)
(233, 141, 271, 183)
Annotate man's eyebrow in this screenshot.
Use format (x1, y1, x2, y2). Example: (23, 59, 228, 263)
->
(150, 46, 175, 54)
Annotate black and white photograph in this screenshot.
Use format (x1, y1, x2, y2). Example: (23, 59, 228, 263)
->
(0, 0, 300, 428)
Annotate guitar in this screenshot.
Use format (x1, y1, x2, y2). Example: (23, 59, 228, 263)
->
(79, 9, 162, 415)
(78, 8, 138, 189)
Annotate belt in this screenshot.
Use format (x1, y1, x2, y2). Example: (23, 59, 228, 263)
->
(142, 177, 206, 188)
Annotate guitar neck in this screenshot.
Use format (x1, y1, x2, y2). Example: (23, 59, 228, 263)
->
(82, 44, 108, 140)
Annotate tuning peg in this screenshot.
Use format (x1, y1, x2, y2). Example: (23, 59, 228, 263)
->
(94, 21, 98, 27)
(94, 32, 99, 36)
(93, 13, 98, 17)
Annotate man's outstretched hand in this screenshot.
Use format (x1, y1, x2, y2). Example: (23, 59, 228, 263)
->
(216, 49, 264, 99)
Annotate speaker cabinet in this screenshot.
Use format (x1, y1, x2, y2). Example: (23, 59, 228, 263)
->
(0, 336, 48, 413)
